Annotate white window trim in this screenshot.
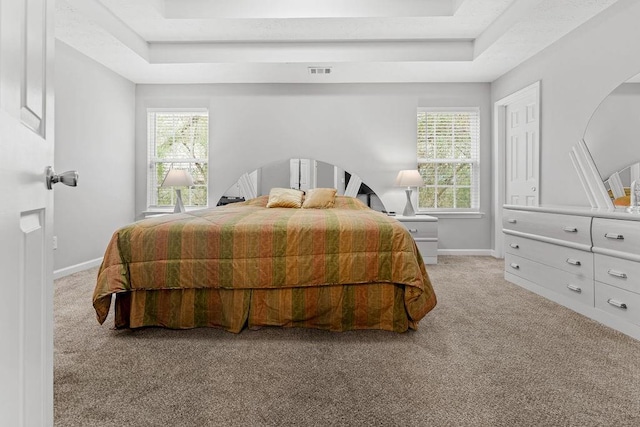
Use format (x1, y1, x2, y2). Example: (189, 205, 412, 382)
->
(147, 108, 210, 210)
(416, 211, 485, 219)
(416, 107, 481, 213)
(148, 107, 209, 113)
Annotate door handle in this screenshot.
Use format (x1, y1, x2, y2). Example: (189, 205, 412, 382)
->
(509, 243, 519, 249)
(45, 166, 78, 190)
(562, 227, 578, 233)
(506, 219, 517, 224)
(566, 258, 581, 266)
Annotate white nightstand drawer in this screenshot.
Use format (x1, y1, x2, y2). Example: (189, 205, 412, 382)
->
(395, 216, 437, 264)
(395, 216, 438, 239)
(595, 282, 640, 326)
(594, 254, 640, 294)
(592, 218, 640, 258)
(503, 209, 591, 247)
(505, 234, 593, 277)
(505, 253, 594, 307)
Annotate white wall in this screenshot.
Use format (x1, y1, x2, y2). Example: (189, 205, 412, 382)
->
(584, 83, 640, 181)
(491, 0, 640, 207)
(54, 41, 135, 272)
(136, 83, 493, 251)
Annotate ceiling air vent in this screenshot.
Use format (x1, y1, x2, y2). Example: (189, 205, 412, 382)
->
(308, 67, 332, 75)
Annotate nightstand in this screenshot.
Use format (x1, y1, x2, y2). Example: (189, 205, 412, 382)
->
(394, 215, 438, 264)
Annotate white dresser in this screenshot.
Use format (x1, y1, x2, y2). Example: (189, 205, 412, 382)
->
(395, 215, 438, 264)
(503, 205, 640, 340)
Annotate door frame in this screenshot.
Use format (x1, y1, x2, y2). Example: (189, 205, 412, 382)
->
(492, 81, 541, 258)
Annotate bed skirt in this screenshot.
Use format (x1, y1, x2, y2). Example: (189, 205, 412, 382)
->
(112, 283, 414, 333)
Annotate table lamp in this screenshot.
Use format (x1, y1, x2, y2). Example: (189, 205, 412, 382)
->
(395, 169, 424, 216)
(162, 169, 194, 213)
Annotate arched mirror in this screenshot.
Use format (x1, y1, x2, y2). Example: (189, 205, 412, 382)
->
(583, 72, 640, 206)
(218, 158, 386, 212)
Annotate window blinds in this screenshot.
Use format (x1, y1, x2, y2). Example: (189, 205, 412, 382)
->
(147, 110, 209, 208)
(417, 109, 480, 210)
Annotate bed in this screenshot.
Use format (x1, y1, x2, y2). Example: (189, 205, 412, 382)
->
(93, 195, 437, 333)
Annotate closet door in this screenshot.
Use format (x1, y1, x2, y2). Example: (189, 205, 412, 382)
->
(505, 88, 540, 206)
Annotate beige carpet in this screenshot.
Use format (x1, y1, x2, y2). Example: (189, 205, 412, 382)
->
(54, 256, 640, 426)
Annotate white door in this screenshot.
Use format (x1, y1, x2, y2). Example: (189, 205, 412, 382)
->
(0, 0, 55, 425)
(505, 90, 540, 206)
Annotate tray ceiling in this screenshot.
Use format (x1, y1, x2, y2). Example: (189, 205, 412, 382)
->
(56, 0, 619, 84)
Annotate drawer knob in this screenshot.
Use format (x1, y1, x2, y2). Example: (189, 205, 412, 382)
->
(566, 284, 582, 293)
(509, 243, 519, 249)
(408, 228, 418, 233)
(510, 263, 520, 270)
(566, 258, 581, 266)
(607, 269, 628, 279)
(507, 219, 517, 224)
(562, 226, 578, 233)
(607, 299, 628, 310)
(604, 233, 624, 240)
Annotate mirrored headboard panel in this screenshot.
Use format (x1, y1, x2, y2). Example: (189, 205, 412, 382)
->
(219, 158, 386, 211)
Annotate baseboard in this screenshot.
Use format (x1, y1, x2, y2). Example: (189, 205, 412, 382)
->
(437, 249, 493, 256)
(490, 250, 503, 259)
(53, 257, 103, 280)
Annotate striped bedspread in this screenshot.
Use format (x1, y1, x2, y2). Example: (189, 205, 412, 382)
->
(93, 196, 437, 331)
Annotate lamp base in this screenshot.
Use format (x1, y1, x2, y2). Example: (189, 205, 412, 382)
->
(174, 189, 186, 213)
(403, 188, 415, 216)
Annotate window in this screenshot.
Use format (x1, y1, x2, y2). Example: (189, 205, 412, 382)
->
(416, 108, 480, 211)
(147, 110, 209, 209)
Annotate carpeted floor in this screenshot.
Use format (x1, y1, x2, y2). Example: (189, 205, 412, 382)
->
(54, 256, 640, 426)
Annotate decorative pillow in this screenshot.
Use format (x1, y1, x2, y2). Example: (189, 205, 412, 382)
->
(302, 188, 337, 209)
(266, 188, 304, 208)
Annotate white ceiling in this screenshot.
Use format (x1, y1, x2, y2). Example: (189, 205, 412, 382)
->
(55, 0, 620, 84)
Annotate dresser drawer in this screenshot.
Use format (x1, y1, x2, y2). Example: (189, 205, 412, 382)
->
(594, 254, 640, 294)
(592, 218, 640, 257)
(595, 282, 640, 326)
(505, 253, 594, 306)
(503, 209, 591, 247)
(505, 234, 593, 277)
(396, 217, 438, 239)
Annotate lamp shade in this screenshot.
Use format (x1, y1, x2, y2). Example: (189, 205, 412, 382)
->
(395, 170, 424, 187)
(162, 169, 194, 187)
